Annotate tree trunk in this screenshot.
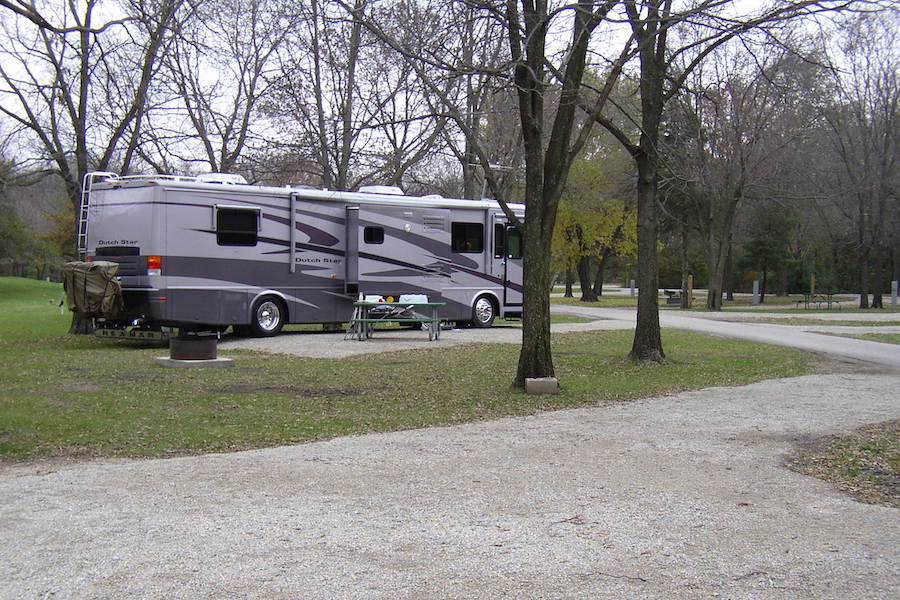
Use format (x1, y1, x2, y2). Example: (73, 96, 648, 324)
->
(630, 151, 664, 362)
(514, 226, 554, 388)
(577, 256, 598, 302)
(564, 268, 574, 298)
(706, 236, 727, 311)
(680, 223, 689, 309)
(593, 249, 610, 297)
(724, 234, 734, 302)
(706, 203, 737, 311)
(872, 251, 884, 308)
(859, 250, 870, 308)
(891, 241, 899, 307)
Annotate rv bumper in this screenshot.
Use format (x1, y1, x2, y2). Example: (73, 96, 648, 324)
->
(96, 327, 170, 342)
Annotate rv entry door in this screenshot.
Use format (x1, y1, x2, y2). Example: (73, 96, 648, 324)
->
(492, 220, 523, 308)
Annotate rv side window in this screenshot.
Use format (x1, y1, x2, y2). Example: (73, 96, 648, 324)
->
(363, 226, 384, 244)
(507, 227, 523, 259)
(216, 207, 259, 246)
(493, 223, 505, 258)
(451, 222, 483, 253)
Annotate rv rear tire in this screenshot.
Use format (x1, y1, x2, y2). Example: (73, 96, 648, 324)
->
(250, 296, 286, 337)
(470, 295, 496, 328)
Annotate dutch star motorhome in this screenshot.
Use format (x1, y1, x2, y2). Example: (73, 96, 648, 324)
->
(80, 172, 524, 337)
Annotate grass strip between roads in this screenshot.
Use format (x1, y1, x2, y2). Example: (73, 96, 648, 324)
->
(823, 332, 900, 345)
(788, 420, 900, 508)
(0, 278, 817, 461)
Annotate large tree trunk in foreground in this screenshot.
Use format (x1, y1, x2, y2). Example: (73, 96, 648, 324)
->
(630, 151, 664, 362)
(515, 223, 554, 387)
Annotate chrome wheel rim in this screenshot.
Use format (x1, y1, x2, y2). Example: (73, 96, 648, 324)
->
(256, 301, 281, 332)
(474, 297, 493, 324)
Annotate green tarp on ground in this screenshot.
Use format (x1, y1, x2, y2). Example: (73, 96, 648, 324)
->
(63, 261, 124, 318)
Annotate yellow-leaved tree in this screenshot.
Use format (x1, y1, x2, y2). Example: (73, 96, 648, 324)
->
(553, 142, 637, 302)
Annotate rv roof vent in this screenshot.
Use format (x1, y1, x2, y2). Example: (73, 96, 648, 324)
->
(197, 173, 247, 185)
(359, 185, 404, 195)
(423, 194, 444, 199)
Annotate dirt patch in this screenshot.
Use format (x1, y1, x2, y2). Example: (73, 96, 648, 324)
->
(787, 420, 900, 509)
(812, 354, 900, 375)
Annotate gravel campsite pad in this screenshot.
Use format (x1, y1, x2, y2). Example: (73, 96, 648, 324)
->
(2, 372, 898, 599)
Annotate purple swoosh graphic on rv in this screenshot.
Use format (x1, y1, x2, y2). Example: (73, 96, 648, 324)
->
(191, 229, 515, 289)
(262, 214, 340, 246)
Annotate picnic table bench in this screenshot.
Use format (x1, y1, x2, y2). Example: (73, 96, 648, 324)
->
(663, 290, 681, 306)
(796, 293, 841, 309)
(346, 301, 446, 341)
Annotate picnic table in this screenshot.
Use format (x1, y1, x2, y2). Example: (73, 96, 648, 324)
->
(796, 293, 841, 309)
(663, 290, 682, 306)
(346, 301, 446, 341)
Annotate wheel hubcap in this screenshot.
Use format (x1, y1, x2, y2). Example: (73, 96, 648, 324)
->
(474, 298, 493, 324)
(257, 301, 281, 331)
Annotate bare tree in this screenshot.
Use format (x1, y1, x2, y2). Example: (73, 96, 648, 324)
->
(138, 0, 293, 175)
(0, 0, 189, 331)
(821, 11, 899, 308)
(665, 43, 829, 310)
(582, 0, 874, 358)
(265, 0, 379, 190)
(351, 7, 450, 189)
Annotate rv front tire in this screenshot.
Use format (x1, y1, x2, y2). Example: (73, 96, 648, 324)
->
(471, 295, 496, 328)
(251, 296, 286, 337)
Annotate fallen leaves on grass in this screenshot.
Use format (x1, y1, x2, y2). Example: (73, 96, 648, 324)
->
(787, 420, 899, 508)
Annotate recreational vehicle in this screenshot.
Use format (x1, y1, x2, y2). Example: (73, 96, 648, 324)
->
(78, 172, 524, 337)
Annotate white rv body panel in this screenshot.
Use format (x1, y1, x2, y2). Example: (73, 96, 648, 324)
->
(83, 173, 524, 333)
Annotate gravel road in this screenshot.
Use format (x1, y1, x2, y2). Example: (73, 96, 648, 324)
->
(216, 306, 900, 363)
(216, 320, 633, 359)
(3, 313, 899, 599)
(2, 371, 898, 599)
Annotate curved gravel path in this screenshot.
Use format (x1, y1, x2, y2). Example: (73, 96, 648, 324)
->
(2, 373, 898, 599)
(4, 313, 899, 598)
(216, 320, 632, 359)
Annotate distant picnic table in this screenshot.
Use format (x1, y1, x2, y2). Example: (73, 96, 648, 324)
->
(797, 293, 841, 309)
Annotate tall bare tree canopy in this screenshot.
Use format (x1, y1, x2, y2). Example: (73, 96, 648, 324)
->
(821, 11, 899, 307)
(0, 0, 190, 332)
(0, 0, 189, 203)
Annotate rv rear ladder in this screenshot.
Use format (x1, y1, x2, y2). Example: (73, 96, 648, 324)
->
(77, 172, 116, 260)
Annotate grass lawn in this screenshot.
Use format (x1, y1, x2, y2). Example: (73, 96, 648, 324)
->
(551, 295, 638, 308)
(823, 332, 900, 345)
(788, 420, 900, 508)
(2, 277, 818, 461)
(687, 317, 900, 327)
